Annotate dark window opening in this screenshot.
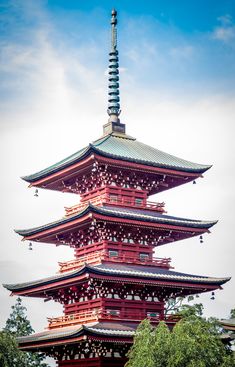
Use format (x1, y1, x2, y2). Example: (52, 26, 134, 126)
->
(106, 309, 120, 316)
(139, 253, 149, 261)
(110, 195, 118, 203)
(135, 198, 143, 206)
(147, 311, 159, 318)
(109, 250, 119, 258)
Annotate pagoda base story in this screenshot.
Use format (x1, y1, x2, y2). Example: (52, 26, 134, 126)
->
(57, 357, 127, 367)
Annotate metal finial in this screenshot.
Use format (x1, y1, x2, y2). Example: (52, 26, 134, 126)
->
(111, 9, 117, 49)
(107, 9, 120, 120)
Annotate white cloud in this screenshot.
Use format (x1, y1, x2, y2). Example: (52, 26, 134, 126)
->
(213, 26, 235, 42)
(212, 14, 235, 43)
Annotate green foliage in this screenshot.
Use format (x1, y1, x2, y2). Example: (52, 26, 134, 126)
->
(23, 351, 49, 367)
(168, 316, 234, 367)
(152, 321, 170, 367)
(165, 295, 201, 317)
(230, 308, 235, 318)
(4, 297, 33, 337)
(177, 302, 204, 318)
(0, 330, 48, 367)
(125, 316, 235, 367)
(1, 297, 48, 367)
(164, 296, 184, 315)
(126, 319, 154, 367)
(0, 331, 25, 367)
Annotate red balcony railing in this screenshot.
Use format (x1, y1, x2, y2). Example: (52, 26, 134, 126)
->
(47, 310, 98, 329)
(47, 309, 180, 329)
(58, 250, 171, 273)
(65, 194, 165, 217)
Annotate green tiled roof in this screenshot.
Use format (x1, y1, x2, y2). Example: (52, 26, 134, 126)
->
(17, 322, 136, 347)
(92, 134, 211, 172)
(22, 133, 211, 182)
(14, 204, 217, 237)
(18, 325, 81, 344)
(3, 263, 230, 293)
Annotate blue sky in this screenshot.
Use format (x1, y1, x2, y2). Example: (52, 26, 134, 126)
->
(0, 2, 235, 363)
(46, 0, 235, 32)
(1, 0, 235, 108)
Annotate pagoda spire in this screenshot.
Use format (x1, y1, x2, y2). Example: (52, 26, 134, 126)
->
(104, 9, 126, 135)
(107, 9, 121, 121)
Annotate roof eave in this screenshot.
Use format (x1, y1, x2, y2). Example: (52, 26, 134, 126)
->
(20, 145, 94, 184)
(91, 145, 212, 175)
(4, 265, 230, 294)
(14, 204, 93, 237)
(13, 204, 218, 239)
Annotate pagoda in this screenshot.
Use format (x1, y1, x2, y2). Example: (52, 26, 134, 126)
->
(4, 9, 230, 367)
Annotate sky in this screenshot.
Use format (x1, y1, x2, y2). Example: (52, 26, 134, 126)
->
(0, 0, 235, 364)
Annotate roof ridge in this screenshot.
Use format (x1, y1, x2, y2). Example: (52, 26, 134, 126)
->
(14, 203, 217, 238)
(91, 134, 113, 147)
(92, 132, 136, 147)
(94, 205, 218, 227)
(4, 263, 230, 293)
(110, 132, 136, 140)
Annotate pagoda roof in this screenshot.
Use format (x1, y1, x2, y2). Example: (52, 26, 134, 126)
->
(22, 133, 211, 183)
(4, 263, 230, 294)
(15, 204, 217, 238)
(220, 318, 235, 331)
(17, 322, 136, 349)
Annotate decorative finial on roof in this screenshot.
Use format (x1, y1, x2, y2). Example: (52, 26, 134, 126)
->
(107, 9, 120, 121)
(103, 10, 126, 136)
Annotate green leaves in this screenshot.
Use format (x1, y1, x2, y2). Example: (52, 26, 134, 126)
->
(4, 297, 34, 337)
(178, 303, 204, 318)
(165, 296, 203, 318)
(0, 331, 32, 367)
(152, 322, 170, 367)
(126, 319, 155, 367)
(125, 316, 235, 367)
(230, 308, 235, 318)
(1, 297, 48, 367)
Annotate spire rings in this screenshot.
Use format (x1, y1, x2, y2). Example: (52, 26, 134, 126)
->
(107, 9, 121, 117)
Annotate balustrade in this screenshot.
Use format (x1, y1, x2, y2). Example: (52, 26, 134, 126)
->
(47, 309, 180, 329)
(65, 193, 165, 217)
(58, 250, 171, 273)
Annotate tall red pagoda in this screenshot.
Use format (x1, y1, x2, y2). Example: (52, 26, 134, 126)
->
(4, 10, 230, 367)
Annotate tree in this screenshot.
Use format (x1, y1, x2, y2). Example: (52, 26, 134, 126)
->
(0, 331, 25, 367)
(168, 316, 234, 367)
(2, 297, 48, 367)
(152, 321, 171, 367)
(177, 302, 204, 318)
(230, 308, 235, 318)
(125, 319, 154, 367)
(4, 297, 33, 337)
(125, 316, 235, 367)
(164, 295, 200, 317)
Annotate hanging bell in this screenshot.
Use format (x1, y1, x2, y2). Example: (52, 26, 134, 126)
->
(34, 189, 39, 197)
(199, 235, 203, 243)
(210, 291, 215, 300)
(28, 242, 33, 251)
(193, 180, 196, 184)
